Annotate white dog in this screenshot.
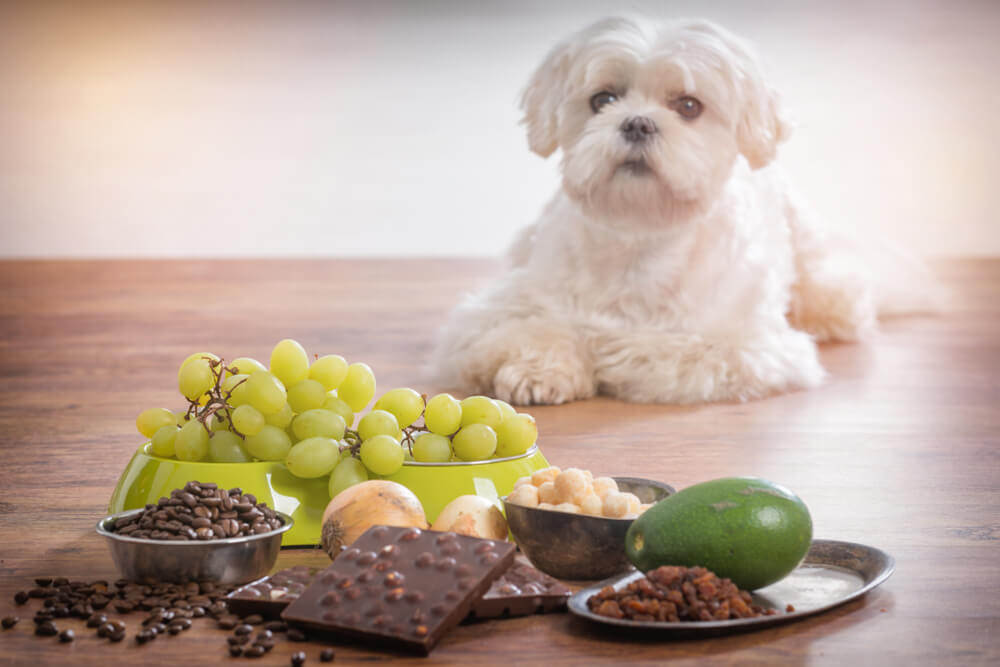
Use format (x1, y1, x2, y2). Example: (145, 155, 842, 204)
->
(431, 16, 882, 405)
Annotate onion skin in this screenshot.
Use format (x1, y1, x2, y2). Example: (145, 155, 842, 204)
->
(430, 495, 508, 541)
(320, 480, 428, 559)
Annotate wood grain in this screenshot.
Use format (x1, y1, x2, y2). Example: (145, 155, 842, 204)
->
(0, 258, 998, 665)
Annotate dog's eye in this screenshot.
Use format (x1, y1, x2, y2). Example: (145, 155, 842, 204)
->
(675, 96, 703, 119)
(590, 91, 618, 113)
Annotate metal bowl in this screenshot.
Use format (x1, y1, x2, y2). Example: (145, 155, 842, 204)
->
(503, 477, 674, 581)
(96, 509, 293, 584)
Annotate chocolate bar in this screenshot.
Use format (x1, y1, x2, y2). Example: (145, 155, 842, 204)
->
(226, 565, 317, 618)
(467, 562, 571, 620)
(281, 526, 515, 655)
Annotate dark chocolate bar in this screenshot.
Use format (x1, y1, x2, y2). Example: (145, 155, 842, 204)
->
(226, 565, 317, 618)
(467, 562, 571, 620)
(281, 525, 515, 655)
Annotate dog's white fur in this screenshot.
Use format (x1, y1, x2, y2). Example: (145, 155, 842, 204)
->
(432, 16, 880, 405)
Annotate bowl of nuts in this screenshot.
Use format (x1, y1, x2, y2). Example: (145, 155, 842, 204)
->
(503, 468, 674, 580)
(97, 481, 293, 585)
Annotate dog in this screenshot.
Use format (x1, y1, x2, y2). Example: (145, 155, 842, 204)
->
(431, 16, 886, 406)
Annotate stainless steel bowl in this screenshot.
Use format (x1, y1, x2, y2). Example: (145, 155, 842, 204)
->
(96, 509, 293, 584)
(504, 477, 674, 581)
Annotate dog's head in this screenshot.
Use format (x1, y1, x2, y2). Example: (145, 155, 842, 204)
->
(521, 17, 789, 228)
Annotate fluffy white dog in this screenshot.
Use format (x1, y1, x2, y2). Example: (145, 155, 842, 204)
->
(432, 16, 881, 405)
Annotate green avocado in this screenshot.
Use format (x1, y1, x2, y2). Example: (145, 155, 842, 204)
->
(625, 477, 812, 590)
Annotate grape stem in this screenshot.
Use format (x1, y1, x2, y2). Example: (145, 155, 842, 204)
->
(184, 357, 246, 438)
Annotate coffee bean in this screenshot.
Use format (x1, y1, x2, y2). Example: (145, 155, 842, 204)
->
(87, 613, 108, 628)
(34, 577, 53, 587)
(243, 614, 264, 625)
(244, 644, 267, 658)
(14, 591, 29, 605)
(228, 634, 251, 646)
(97, 622, 114, 637)
(135, 629, 155, 644)
(288, 627, 307, 642)
(229, 645, 243, 657)
(109, 630, 126, 642)
(167, 624, 182, 635)
(263, 620, 287, 633)
(59, 629, 75, 643)
(35, 621, 58, 637)
(255, 629, 273, 641)
(1, 616, 18, 629)
(150, 622, 167, 635)
(217, 615, 240, 630)
(53, 578, 69, 587)
(319, 648, 335, 662)
(291, 651, 307, 666)
(234, 623, 253, 635)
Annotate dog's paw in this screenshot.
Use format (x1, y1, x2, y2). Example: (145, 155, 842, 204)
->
(493, 362, 594, 406)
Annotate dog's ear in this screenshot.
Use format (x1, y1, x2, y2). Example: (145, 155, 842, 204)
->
(519, 39, 573, 158)
(736, 76, 791, 170)
(728, 34, 791, 170)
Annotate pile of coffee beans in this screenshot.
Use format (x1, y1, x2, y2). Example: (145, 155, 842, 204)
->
(109, 481, 283, 540)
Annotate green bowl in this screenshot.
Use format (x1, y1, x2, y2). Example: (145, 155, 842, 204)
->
(109, 443, 550, 546)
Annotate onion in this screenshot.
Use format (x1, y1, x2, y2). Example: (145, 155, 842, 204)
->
(430, 495, 508, 541)
(320, 480, 428, 558)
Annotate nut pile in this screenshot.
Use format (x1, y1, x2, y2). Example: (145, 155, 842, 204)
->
(110, 481, 283, 540)
(587, 565, 781, 622)
(507, 466, 652, 518)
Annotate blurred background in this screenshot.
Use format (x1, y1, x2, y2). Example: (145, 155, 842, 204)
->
(1, 0, 997, 258)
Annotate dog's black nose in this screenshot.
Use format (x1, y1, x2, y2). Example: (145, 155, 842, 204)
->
(620, 116, 657, 143)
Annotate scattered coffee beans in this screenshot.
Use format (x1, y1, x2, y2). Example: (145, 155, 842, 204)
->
(319, 647, 335, 662)
(58, 628, 75, 642)
(1, 616, 17, 629)
(109, 482, 283, 541)
(291, 650, 307, 666)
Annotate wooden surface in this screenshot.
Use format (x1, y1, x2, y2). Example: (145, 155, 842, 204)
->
(0, 258, 997, 666)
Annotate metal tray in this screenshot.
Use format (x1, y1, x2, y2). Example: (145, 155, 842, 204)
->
(567, 539, 894, 635)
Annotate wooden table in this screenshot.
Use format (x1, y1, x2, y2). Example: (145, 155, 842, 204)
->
(0, 258, 997, 666)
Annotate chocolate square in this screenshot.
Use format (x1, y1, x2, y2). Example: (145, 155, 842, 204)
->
(281, 525, 515, 654)
(467, 562, 571, 620)
(226, 565, 317, 618)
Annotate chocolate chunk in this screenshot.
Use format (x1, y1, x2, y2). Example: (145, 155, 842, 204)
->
(281, 526, 515, 655)
(466, 563, 571, 620)
(226, 566, 318, 618)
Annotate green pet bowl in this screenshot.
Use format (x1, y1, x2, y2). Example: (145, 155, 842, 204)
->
(108, 443, 550, 546)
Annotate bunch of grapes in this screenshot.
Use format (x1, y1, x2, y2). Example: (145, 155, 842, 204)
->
(135, 339, 538, 498)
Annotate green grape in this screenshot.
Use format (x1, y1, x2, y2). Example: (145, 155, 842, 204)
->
(221, 373, 250, 407)
(137, 407, 177, 439)
(459, 395, 503, 429)
(244, 371, 287, 415)
(359, 434, 404, 476)
(174, 420, 210, 461)
(452, 424, 497, 461)
(264, 401, 294, 429)
(495, 413, 537, 457)
(309, 354, 348, 391)
(328, 456, 368, 497)
(177, 352, 220, 402)
(322, 394, 354, 428)
(231, 356, 267, 375)
(269, 339, 310, 388)
(337, 363, 376, 412)
(494, 399, 517, 422)
(357, 410, 402, 442)
(412, 432, 452, 463)
(232, 404, 265, 436)
(373, 388, 425, 429)
(424, 393, 462, 435)
(292, 409, 346, 441)
(174, 410, 191, 427)
(210, 412, 232, 432)
(208, 430, 251, 463)
(150, 424, 178, 457)
(286, 379, 327, 414)
(285, 437, 339, 478)
(244, 425, 292, 461)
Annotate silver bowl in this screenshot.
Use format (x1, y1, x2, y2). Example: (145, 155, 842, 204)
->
(96, 509, 293, 584)
(503, 477, 674, 581)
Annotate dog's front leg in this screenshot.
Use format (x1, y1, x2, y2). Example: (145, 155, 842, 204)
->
(589, 327, 826, 404)
(435, 314, 596, 406)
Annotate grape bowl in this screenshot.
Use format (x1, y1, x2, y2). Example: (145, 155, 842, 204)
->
(122, 338, 551, 546)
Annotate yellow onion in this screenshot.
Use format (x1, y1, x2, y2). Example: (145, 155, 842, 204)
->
(430, 495, 508, 541)
(320, 480, 428, 558)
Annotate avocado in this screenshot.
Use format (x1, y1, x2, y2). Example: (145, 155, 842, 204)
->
(625, 477, 812, 590)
